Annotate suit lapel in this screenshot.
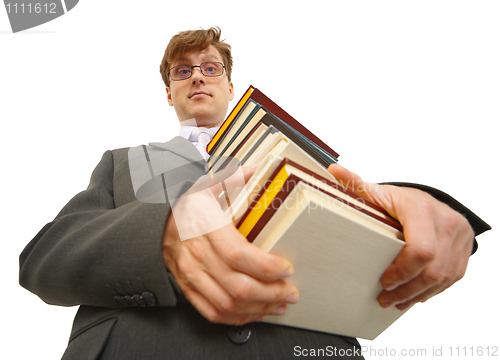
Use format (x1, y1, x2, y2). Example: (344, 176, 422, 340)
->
(148, 136, 204, 164)
(127, 136, 207, 204)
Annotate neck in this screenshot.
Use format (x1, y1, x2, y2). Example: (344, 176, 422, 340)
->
(179, 117, 223, 129)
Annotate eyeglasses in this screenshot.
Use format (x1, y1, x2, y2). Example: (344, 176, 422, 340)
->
(168, 62, 226, 81)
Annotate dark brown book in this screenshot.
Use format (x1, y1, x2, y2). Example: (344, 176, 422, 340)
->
(207, 86, 339, 159)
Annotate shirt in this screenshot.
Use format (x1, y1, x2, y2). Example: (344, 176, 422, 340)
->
(179, 126, 219, 159)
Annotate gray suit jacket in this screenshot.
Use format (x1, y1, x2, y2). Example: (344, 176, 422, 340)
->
(19, 136, 489, 360)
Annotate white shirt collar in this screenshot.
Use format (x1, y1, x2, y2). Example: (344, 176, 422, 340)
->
(179, 126, 220, 144)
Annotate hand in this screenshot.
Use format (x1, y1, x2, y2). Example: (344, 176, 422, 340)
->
(162, 164, 299, 325)
(328, 164, 475, 311)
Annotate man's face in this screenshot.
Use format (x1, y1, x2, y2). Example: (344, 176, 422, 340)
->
(166, 45, 234, 128)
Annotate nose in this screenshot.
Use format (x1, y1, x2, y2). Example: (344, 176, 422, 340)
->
(191, 66, 205, 84)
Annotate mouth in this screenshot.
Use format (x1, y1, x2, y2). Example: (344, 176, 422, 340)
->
(189, 91, 211, 99)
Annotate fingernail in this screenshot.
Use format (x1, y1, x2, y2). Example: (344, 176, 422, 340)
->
(246, 162, 260, 172)
(396, 303, 411, 311)
(380, 300, 393, 309)
(272, 304, 287, 315)
(287, 292, 299, 304)
(383, 282, 397, 291)
(281, 267, 294, 278)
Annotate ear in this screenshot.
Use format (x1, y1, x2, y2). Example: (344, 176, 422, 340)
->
(166, 87, 174, 107)
(228, 82, 234, 101)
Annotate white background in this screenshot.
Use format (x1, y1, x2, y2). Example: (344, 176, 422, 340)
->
(1, 1, 498, 359)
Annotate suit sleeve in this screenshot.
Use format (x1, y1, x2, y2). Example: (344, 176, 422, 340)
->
(19, 150, 182, 308)
(380, 182, 491, 254)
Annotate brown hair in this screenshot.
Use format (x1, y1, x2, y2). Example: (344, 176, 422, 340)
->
(159, 27, 233, 87)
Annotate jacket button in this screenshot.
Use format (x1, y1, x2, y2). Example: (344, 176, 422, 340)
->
(124, 295, 137, 307)
(142, 291, 157, 306)
(227, 326, 251, 345)
(114, 296, 127, 307)
(133, 294, 147, 307)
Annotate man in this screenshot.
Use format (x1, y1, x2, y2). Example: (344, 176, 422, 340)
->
(20, 27, 490, 359)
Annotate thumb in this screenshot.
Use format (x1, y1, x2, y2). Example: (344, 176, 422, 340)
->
(240, 162, 261, 182)
(328, 163, 364, 191)
(327, 163, 375, 202)
(206, 162, 261, 197)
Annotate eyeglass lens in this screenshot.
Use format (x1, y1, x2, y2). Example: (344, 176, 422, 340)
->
(170, 62, 223, 80)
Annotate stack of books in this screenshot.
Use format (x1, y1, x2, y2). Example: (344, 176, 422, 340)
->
(206, 86, 407, 340)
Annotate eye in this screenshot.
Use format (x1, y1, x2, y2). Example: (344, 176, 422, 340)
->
(202, 62, 221, 75)
(171, 66, 191, 78)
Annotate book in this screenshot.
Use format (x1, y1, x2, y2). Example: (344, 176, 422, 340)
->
(237, 158, 402, 242)
(236, 123, 274, 165)
(251, 181, 406, 340)
(207, 85, 408, 340)
(208, 99, 261, 165)
(208, 106, 267, 172)
(213, 124, 278, 172)
(223, 140, 340, 224)
(209, 105, 337, 170)
(208, 86, 339, 167)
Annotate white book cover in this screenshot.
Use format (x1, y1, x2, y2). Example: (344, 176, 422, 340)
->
(254, 182, 407, 340)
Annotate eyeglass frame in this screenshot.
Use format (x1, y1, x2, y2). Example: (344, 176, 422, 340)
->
(167, 62, 227, 82)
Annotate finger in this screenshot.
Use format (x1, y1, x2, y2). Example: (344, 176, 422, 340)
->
(393, 277, 459, 311)
(207, 162, 261, 196)
(380, 237, 437, 292)
(180, 281, 265, 325)
(216, 272, 299, 306)
(179, 229, 298, 306)
(196, 272, 293, 317)
(327, 163, 363, 187)
(379, 231, 470, 309)
(241, 162, 261, 180)
(380, 194, 439, 290)
(197, 240, 299, 305)
(383, 248, 470, 311)
(378, 260, 448, 309)
(380, 199, 473, 308)
(182, 163, 258, 200)
(181, 265, 291, 321)
(209, 224, 295, 282)
(168, 231, 291, 321)
(327, 164, 365, 193)
(394, 283, 448, 311)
